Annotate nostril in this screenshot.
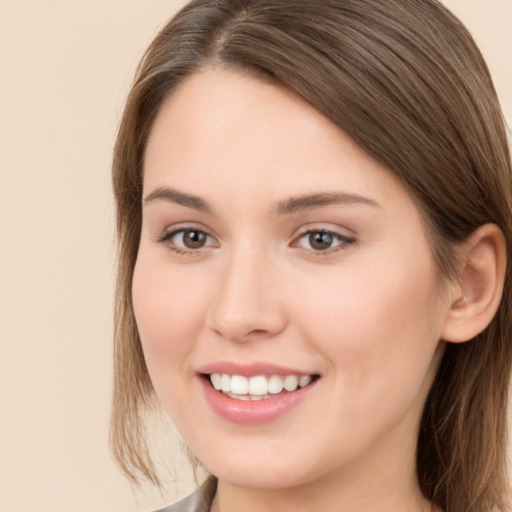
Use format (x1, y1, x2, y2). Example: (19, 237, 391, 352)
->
(243, 329, 272, 339)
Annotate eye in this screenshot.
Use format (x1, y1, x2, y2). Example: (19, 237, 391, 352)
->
(293, 230, 355, 252)
(158, 228, 217, 253)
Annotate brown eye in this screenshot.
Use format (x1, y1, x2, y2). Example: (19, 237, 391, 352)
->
(294, 230, 355, 253)
(160, 228, 216, 252)
(181, 229, 208, 249)
(309, 232, 334, 251)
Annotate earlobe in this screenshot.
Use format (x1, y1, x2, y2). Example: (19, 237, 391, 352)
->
(441, 223, 506, 343)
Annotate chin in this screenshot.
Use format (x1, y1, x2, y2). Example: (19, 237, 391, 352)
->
(211, 466, 311, 490)
(197, 447, 328, 491)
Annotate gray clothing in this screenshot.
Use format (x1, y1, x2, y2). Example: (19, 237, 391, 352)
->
(156, 477, 217, 512)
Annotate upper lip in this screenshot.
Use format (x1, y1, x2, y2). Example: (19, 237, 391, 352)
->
(197, 361, 318, 378)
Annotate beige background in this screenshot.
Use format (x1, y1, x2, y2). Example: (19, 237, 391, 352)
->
(0, 1, 510, 511)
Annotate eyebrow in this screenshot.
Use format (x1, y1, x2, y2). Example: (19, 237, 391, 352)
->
(144, 187, 211, 213)
(274, 192, 379, 215)
(143, 187, 379, 214)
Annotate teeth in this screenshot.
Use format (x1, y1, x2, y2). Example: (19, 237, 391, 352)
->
(299, 375, 312, 388)
(221, 373, 231, 392)
(211, 373, 222, 390)
(209, 373, 315, 398)
(283, 375, 299, 392)
(249, 376, 268, 395)
(231, 375, 249, 395)
(268, 375, 283, 394)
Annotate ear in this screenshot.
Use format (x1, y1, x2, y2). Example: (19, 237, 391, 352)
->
(442, 223, 506, 343)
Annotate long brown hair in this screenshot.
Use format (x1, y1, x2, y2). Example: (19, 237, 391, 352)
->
(110, 1, 512, 511)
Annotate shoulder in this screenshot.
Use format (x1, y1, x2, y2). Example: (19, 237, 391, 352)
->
(155, 477, 217, 512)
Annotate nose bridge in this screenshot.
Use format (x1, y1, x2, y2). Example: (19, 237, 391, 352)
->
(207, 240, 285, 342)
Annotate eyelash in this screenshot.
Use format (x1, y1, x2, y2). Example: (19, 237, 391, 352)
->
(156, 227, 217, 255)
(156, 227, 356, 256)
(293, 229, 356, 255)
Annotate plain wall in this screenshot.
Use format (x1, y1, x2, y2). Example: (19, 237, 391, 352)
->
(0, 1, 510, 511)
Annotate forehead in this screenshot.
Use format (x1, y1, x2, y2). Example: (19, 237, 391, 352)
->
(143, 67, 413, 214)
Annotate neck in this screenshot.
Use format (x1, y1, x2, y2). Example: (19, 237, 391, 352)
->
(212, 477, 433, 512)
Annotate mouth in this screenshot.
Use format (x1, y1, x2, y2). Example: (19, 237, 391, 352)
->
(203, 372, 320, 401)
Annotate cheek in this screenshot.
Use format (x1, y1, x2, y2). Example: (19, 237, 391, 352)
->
(131, 254, 209, 368)
(290, 258, 444, 457)
(293, 251, 443, 390)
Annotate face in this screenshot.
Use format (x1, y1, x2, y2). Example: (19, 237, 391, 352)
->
(133, 68, 450, 491)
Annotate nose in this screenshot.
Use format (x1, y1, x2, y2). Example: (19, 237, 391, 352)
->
(206, 245, 287, 342)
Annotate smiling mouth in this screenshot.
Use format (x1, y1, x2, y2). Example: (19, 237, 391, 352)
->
(205, 373, 320, 401)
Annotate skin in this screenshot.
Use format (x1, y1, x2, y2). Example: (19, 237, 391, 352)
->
(133, 67, 457, 512)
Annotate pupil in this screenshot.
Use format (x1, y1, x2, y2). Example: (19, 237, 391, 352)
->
(184, 230, 206, 249)
(310, 232, 333, 250)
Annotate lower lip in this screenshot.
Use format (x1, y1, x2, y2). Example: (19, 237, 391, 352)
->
(200, 377, 317, 425)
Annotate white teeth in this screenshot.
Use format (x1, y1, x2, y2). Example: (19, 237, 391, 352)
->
(268, 375, 284, 394)
(230, 375, 249, 395)
(249, 376, 268, 396)
(221, 373, 231, 392)
(209, 372, 314, 398)
(299, 375, 312, 388)
(226, 392, 252, 401)
(283, 375, 299, 392)
(211, 373, 222, 390)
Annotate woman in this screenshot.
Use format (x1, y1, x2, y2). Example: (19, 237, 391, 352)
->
(110, 1, 512, 511)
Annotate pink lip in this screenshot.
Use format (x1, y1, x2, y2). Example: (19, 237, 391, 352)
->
(199, 373, 319, 425)
(197, 361, 314, 378)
